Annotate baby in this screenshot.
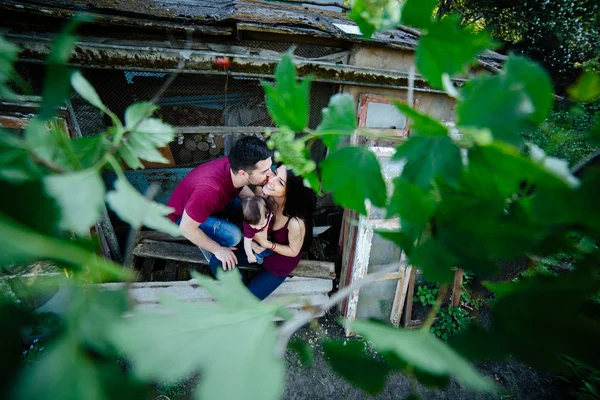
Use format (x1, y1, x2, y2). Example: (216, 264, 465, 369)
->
(242, 196, 274, 264)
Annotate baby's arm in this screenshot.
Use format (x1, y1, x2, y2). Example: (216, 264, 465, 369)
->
(244, 237, 257, 263)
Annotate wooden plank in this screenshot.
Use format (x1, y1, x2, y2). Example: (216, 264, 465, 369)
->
(141, 146, 176, 169)
(402, 268, 417, 328)
(343, 215, 373, 336)
(137, 258, 155, 282)
(176, 126, 278, 134)
(139, 231, 188, 242)
(133, 240, 336, 280)
(390, 251, 411, 328)
(451, 269, 464, 307)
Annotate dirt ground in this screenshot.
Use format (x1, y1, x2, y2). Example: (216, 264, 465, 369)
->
(281, 311, 571, 400)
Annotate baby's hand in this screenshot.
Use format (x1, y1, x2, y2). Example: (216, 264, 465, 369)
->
(252, 242, 266, 254)
(248, 254, 257, 264)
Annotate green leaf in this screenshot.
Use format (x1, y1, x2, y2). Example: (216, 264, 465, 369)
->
(14, 334, 107, 400)
(409, 238, 456, 283)
(0, 179, 61, 235)
(568, 71, 600, 103)
(124, 102, 158, 130)
(39, 15, 93, 121)
(0, 212, 130, 281)
(0, 36, 21, 100)
(288, 339, 314, 368)
(457, 55, 553, 146)
(394, 135, 462, 188)
(71, 71, 107, 112)
(416, 15, 492, 89)
(111, 270, 285, 400)
(0, 129, 41, 182)
(315, 93, 357, 149)
(352, 320, 495, 392)
(504, 56, 553, 123)
(348, 0, 401, 39)
(579, 236, 598, 254)
(105, 177, 181, 237)
(400, 0, 436, 29)
(71, 71, 121, 128)
(125, 118, 176, 164)
(44, 169, 105, 235)
(262, 52, 311, 132)
(464, 266, 600, 370)
(267, 127, 317, 181)
(322, 339, 392, 395)
(394, 102, 448, 137)
(387, 177, 437, 222)
(321, 146, 387, 214)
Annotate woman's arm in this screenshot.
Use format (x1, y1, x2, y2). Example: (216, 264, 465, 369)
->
(259, 218, 305, 258)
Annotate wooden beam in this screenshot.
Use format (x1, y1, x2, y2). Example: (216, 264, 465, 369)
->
(133, 240, 336, 280)
(175, 126, 279, 134)
(451, 269, 465, 307)
(402, 268, 417, 328)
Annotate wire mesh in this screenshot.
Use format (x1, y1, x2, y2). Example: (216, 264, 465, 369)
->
(13, 55, 337, 169)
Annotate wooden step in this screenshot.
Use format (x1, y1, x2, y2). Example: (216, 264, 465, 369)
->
(133, 239, 336, 280)
(99, 277, 332, 318)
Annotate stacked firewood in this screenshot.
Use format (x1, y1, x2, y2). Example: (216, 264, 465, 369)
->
(172, 133, 225, 164)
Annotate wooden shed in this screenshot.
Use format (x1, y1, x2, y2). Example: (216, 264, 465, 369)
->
(0, 0, 505, 331)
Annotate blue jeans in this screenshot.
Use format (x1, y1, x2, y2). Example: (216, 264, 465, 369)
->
(254, 248, 273, 264)
(209, 248, 287, 300)
(178, 197, 243, 262)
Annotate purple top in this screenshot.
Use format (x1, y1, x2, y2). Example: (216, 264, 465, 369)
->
(242, 211, 274, 239)
(262, 217, 304, 277)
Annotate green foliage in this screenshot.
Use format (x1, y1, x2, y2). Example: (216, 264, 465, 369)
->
(431, 306, 470, 341)
(352, 320, 495, 392)
(458, 55, 553, 146)
(414, 285, 438, 306)
(568, 71, 600, 104)
(321, 146, 387, 214)
(349, 0, 400, 38)
(415, 14, 493, 89)
(262, 51, 311, 132)
(3, 0, 600, 398)
(322, 339, 392, 395)
(315, 93, 357, 149)
(560, 356, 600, 400)
(112, 271, 286, 400)
(0, 36, 23, 100)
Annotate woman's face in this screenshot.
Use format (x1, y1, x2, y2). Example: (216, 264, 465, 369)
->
(262, 165, 287, 197)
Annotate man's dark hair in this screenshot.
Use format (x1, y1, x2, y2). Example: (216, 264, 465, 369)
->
(229, 136, 271, 172)
(242, 196, 268, 225)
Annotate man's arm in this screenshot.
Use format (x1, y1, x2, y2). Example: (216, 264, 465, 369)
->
(179, 210, 238, 269)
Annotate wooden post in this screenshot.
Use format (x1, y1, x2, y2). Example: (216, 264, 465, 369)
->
(451, 269, 464, 307)
(402, 268, 417, 328)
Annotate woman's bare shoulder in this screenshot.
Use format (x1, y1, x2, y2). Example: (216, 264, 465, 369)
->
(288, 217, 305, 233)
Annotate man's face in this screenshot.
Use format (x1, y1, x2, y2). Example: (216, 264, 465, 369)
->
(244, 157, 274, 186)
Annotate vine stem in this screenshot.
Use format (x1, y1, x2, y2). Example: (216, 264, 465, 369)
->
(275, 261, 403, 357)
(421, 283, 450, 330)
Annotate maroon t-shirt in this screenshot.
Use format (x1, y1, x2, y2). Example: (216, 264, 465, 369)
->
(167, 158, 241, 223)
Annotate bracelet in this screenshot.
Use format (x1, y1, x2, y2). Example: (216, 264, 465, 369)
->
(269, 241, 277, 251)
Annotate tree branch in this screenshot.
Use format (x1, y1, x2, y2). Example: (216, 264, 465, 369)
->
(275, 261, 403, 356)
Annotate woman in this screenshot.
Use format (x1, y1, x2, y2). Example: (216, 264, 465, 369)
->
(208, 165, 315, 300)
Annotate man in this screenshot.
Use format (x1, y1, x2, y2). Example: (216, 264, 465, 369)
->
(167, 136, 273, 270)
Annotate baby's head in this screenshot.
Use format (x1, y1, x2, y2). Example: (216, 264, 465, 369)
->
(242, 196, 270, 229)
